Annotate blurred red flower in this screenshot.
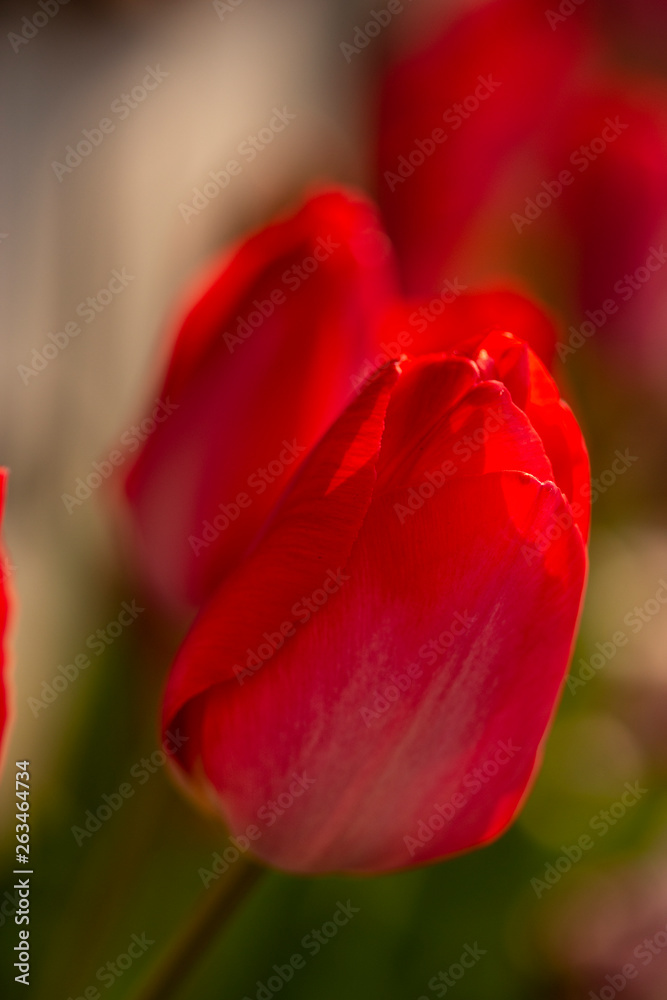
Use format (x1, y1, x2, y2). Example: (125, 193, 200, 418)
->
(547, 87, 667, 376)
(376, 0, 667, 382)
(376, 0, 589, 296)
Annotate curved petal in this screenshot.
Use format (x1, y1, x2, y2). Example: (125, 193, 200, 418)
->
(125, 189, 398, 609)
(468, 332, 590, 540)
(197, 472, 586, 873)
(375, 353, 554, 492)
(163, 364, 399, 744)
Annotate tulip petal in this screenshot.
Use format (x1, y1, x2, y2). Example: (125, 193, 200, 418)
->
(376, 354, 554, 491)
(194, 471, 585, 873)
(472, 332, 590, 540)
(162, 363, 399, 738)
(405, 289, 559, 368)
(125, 190, 397, 608)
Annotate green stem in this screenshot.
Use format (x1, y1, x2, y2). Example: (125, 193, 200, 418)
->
(131, 857, 265, 1000)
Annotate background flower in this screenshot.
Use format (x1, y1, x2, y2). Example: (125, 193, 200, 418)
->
(376, 0, 667, 389)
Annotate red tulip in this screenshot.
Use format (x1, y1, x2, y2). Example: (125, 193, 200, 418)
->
(377, 0, 588, 299)
(549, 88, 667, 376)
(124, 190, 397, 610)
(124, 189, 557, 611)
(376, 0, 667, 385)
(0, 470, 10, 757)
(162, 328, 588, 874)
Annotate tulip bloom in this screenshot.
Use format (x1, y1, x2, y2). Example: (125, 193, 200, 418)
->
(0, 470, 10, 756)
(163, 329, 588, 874)
(124, 189, 557, 610)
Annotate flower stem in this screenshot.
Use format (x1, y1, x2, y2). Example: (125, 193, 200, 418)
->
(131, 857, 265, 1000)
